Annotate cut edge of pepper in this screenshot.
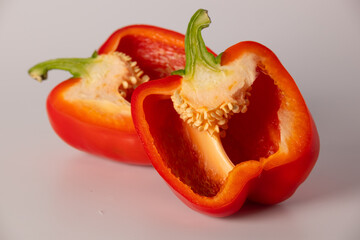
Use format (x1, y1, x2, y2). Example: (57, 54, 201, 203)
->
(131, 76, 272, 214)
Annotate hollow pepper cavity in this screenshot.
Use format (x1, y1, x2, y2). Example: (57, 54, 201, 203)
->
(28, 25, 187, 164)
(131, 9, 320, 215)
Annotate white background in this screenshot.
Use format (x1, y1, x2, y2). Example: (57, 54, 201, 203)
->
(1, 0, 360, 239)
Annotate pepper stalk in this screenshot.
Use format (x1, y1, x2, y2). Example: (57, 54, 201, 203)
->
(171, 9, 257, 137)
(28, 51, 149, 100)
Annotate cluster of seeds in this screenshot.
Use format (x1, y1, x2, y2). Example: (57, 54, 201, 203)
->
(171, 88, 251, 137)
(115, 52, 150, 98)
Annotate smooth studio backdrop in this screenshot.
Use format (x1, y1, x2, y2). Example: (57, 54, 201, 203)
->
(1, 0, 359, 239)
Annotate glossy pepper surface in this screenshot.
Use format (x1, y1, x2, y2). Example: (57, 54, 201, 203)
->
(131, 10, 320, 215)
(28, 25, 186, 164)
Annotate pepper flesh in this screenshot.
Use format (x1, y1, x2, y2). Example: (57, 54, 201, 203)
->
(28, 25, 187, 164)
(131, 10, 320, 215)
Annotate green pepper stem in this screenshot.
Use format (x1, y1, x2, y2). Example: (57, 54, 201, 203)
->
(179, 9, 222, 78)
(28, 53, 98, 82)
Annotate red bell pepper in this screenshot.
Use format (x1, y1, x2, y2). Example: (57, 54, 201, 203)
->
(28, 25, 186, 164)
(131, 9, 320, 216)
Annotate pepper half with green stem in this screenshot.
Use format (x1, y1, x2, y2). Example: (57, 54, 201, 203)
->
(28, 25, 188, 164)
(131, 9, 319, 216)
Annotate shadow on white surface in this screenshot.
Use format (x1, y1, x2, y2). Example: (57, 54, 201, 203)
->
(228, 202, 284, 219)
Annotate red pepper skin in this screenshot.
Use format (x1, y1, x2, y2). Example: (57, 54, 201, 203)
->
(45, 25, 187, 164)
(47, 78, 147, 163)
(223, 42, 320, 205)
(131, 41, 320, 216)
(98, 25, 187, 79)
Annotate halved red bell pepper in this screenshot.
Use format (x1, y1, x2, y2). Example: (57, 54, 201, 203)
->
(28, 25, 187, 164)
(131, 9, 320, 215)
